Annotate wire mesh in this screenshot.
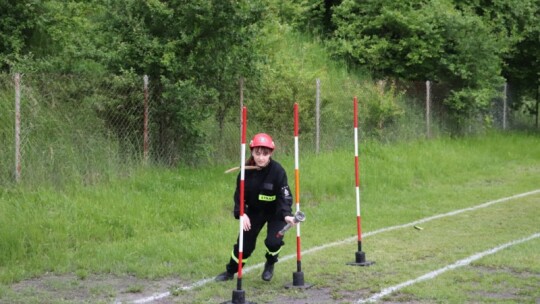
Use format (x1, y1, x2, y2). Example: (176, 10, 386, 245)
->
(0, 73, 535, 187)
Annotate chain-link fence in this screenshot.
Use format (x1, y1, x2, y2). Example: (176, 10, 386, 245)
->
(0, 73, 151, 187)
(0, 73, 535, 188)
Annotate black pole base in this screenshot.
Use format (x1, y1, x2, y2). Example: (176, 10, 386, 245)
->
(284, 271, 313, 289)
(346, 251, 375, 267)
(221, 290, 256, 304)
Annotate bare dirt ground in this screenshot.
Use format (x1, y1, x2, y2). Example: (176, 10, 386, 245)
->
(4, 274, 179, 304)
(3, 274, 373, 304)
(5, 268, 532, 303)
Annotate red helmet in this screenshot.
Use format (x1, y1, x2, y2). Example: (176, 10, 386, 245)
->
(250, 133, 275, 150)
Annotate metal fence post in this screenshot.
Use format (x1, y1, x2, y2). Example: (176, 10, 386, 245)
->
(426, 80, 431, 139)
(502, 82, 507, 130)
(536, 85, 540, 129)
(315, 78, 320, 154)
(143, 75, 149, 163)
(14, 73, 21, 183)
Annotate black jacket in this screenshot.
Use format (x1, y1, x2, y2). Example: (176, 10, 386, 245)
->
(233, 159, 293, 220)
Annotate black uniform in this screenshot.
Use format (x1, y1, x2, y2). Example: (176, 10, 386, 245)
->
(225, 158, 293, 273)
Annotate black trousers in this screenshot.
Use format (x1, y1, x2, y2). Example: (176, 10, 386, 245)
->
(227, 211, 286, 272)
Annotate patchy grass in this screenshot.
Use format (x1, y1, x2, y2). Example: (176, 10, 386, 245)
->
(0, 132, 538, 303)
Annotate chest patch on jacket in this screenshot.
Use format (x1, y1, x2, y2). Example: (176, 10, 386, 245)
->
(259, 194, 276, 201)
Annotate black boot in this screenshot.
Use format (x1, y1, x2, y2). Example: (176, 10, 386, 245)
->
(215, 271, 234, 281)
(261, 262, 274, 281)
(215, 259, 238, 282)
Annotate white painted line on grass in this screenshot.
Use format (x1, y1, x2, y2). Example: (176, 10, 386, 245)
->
(280, 189, 540, 263)
(128, 279, 216, 303)
(356, 232, 540, 303)
(124, 189, 540, 304)
(130, 292, 169, 304)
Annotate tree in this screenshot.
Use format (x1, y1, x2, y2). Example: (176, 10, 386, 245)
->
(0, 0, 43, 71)
(506, 20, 540, 126)
(97, 0, 264, 164)
(0, 1, 110, 73)
(454, 0, 540, 125)
(293, 0, 342, 37)
(329, 0, 506, 132)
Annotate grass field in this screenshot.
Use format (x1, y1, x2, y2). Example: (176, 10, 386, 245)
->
(121, 191, 538, 304)
(0, 132, 539, 303)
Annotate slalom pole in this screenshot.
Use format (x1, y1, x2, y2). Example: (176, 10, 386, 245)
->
(285, 103, 312, 289)
(347, 97, 375, 267)
(223, 106, 255, 304)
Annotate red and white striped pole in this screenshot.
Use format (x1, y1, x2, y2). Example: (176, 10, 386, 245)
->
(286, 103, 312, 288)
(225, 106, 254, 304)
(347, 97, 374, 267)
(237, 106, 247, 286)
(294, 102, 301, 266)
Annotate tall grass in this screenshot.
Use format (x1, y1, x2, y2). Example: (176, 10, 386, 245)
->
(0, 132, 538, 287)
(0, 74, 142, 189)
(0, 76, 16, 185)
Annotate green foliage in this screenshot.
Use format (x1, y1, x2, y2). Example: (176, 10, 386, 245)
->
(0, 73, 139, 188)
(465, 0, 540, 121)
(1, 0, 537, 174)
(32, 1, 107, 73)
(444, 87, 499, 134)
(330, 0, 506, 132)
(295, 0, 342, 37)
(249, 59, 314, 140)
(0, 0, 43, 72)
(361, 80, 405, 137)
(91, 70, 146, 161)
(260, 0, 310, 26)
(247, 24, 317, 148)
(0, 76, 14, 182)
(330, 0, 506, 85)
(331, 0, 439, 80)
(158, 77, 216, 165)
(1, 1, 107, 73)
(97, 0, 264, 164)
